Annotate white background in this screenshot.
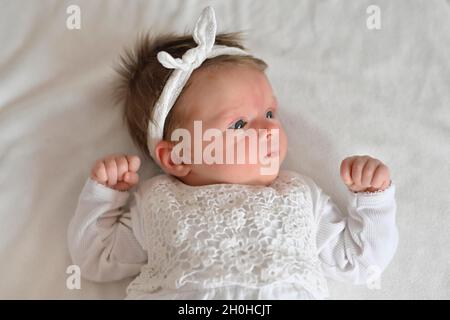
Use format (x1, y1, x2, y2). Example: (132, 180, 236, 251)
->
(0, 0, 449, 299)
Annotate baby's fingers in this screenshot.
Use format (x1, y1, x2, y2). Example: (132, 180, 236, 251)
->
(340, 156, 356, 186)
(124, 171, 139, 186)
(371, 164, 390, 189)
(127, 155, 141, 173)
(105, 157, 118, 187)
(115, 156, 130, 181)
(351, 156, 371, 187)
(361, 159, 381, 188)
(91, 160, 108, 183)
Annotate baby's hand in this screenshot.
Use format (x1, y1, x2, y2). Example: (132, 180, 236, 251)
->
(90, 154, 141, 191)
(340, 155, 391, 193)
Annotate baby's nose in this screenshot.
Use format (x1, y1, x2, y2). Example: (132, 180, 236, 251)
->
(263, 120, 279, 136)
(253, 117, 278, 130)
(252, 119, 278, 140)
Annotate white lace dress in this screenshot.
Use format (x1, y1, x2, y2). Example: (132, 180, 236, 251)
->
(68, 170, 398, 300)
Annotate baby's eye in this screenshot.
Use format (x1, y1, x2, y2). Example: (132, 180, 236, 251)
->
(229, 119, 247, 130)
(266, 111, 274, 119)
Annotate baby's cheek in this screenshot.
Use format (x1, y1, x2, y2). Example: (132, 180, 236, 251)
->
(281, 129, 288, 159)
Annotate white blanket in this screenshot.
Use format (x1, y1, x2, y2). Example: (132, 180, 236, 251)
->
(0, 0, 449, 299)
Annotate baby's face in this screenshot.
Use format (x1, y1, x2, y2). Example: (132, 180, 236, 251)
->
(169, 64, 287, 186)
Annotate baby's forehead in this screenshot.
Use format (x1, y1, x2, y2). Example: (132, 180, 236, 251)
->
(182, 65, 274, 113)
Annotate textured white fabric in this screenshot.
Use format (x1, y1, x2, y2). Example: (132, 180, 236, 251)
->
(67, 170, 398, 299)
(147, 6, 248, 161)
(126, 171, 329, 299)
(126, 284, 317, 300)
(1, 0, 449, 300)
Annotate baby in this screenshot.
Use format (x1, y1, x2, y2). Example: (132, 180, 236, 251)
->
(68, 7, 398, 299)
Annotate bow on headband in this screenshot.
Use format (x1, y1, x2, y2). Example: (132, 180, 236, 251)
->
(147, 6, 249, 162)
(157, 7, 217, 71)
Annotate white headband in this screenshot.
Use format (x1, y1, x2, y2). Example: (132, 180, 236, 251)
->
(147, 6, 249, 161)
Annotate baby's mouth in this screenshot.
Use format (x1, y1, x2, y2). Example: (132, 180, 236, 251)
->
(265, 149, 279, 158)
(263, 140, 279, 158)
(259, 133, 280, 159)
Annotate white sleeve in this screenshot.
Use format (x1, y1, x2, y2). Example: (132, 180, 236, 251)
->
(67, 178, 147, 282)
(307, 177, 398, 285)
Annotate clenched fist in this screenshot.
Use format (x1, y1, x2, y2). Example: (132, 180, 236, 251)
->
(340, 155, 391, 193)
(91, 154, 141, 191)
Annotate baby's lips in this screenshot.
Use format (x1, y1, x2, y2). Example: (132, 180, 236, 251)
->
(266, 149, 279, 158)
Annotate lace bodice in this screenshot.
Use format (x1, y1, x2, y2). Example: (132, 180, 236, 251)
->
(126, 170, 329, 298)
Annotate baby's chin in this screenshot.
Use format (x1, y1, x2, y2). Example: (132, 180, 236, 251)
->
(223, 166, 281, 186)
(254, 169, 281, 186)
(180, 161, 282, 187)
(217, 158, 283, 186)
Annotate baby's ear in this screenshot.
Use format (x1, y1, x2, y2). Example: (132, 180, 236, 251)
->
(154, 140, 191, 177)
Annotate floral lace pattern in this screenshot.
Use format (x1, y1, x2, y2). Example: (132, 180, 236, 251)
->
(126, 171, 328, 298)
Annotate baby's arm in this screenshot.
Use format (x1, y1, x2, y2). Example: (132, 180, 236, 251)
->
(311, 155, 398, 285)
(67, 154, 147, 282)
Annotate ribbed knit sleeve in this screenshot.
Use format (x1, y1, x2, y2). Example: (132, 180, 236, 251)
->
(67, 178, 147, 282)
(306, 176, 398, 285)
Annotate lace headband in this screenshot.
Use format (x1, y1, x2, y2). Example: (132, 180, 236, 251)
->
(147, 6, 249, 161)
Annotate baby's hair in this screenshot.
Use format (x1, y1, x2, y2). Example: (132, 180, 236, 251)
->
(115, 32, 267, 160)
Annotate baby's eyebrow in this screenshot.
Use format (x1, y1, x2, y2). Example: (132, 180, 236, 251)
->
(211, 95, 278, 123)
(216, 108, 242, 123)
